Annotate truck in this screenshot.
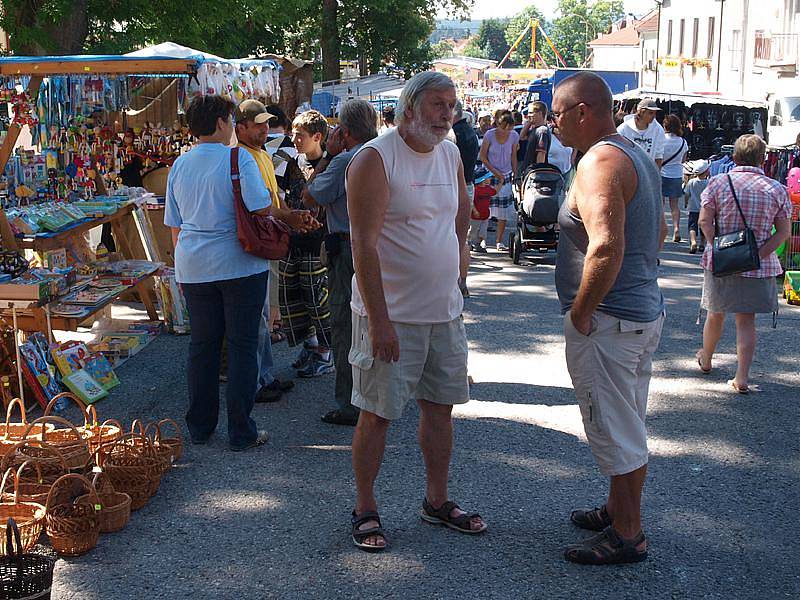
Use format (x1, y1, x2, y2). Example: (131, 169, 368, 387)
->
(526, 69, 639, 109)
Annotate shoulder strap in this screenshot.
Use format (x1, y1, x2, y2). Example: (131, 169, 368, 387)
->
(662, 138, 686, 167)
(726, 174, 750, 229)
(230, 147, 243, 201)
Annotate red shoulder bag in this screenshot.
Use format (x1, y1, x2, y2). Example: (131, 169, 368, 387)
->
(230, 147, 290, 260)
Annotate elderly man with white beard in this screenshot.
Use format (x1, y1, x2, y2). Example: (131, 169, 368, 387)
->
(344, 72, 487, 552)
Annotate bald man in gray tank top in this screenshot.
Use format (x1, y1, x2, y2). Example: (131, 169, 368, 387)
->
(552, 72, 667, 565)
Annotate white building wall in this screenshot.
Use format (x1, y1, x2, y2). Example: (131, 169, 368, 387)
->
(641, 33, 658, 88)
(590, 45, 642, 71)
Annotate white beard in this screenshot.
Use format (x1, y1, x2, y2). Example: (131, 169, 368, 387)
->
(407, 110, 450, 147)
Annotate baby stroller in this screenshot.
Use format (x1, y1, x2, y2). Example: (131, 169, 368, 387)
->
(508, 163, 565, 264)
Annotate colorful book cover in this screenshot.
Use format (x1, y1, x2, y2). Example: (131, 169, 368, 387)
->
(82, 354, 119, 391)
(50, 340, 90, 378)
(62, 369, 108, 404)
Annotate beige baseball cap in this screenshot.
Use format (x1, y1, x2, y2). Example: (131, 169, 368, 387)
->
(234, 99, 275, 124)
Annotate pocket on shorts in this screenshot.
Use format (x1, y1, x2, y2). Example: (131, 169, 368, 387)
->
(564, 310, 598, 338)
(348, 348, 374, 370)
(577, 390, 603, 434)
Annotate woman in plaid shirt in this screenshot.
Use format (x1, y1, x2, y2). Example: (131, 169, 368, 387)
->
(697, 135, 792, 393)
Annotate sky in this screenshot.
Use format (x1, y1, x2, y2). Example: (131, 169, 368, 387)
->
(440, 0, 656, 21)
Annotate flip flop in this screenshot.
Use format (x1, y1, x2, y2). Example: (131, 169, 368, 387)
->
(696, 350, 712, 374)
(728, 379, 749, 394)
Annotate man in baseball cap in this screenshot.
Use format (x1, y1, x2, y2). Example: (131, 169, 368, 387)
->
(617, 97, 666, 166)
(234, 99, 275, 124)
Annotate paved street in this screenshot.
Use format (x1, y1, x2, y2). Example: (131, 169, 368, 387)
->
(52, 239, 799, 599)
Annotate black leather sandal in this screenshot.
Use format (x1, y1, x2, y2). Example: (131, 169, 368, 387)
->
(564, 526, 648, 565)
(351, 510, 387, 552)
(420, 499, 487, 534)
(570, 504, 612, 531)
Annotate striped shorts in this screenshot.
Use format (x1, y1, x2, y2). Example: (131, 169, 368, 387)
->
(278, 253, 332, 348)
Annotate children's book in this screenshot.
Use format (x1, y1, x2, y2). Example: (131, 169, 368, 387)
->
(62, 369, 108, 404)
(82, 354, 119, 391)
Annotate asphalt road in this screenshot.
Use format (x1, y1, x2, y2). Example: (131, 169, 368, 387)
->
(51, 238, 800, 600)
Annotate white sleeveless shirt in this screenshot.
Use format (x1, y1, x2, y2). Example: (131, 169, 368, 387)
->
(347, 128, 464, 324)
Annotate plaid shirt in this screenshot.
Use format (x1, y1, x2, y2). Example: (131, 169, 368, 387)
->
(700, 166, 792, 278)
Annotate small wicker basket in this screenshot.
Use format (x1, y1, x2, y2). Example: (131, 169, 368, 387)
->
(44, 474, 100, 557)
(77, 472, 130, 534)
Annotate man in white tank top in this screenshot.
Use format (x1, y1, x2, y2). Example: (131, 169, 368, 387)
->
(345, 72, 487, 552)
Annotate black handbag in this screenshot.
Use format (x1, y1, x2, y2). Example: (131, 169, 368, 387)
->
(712, 175, 761, 277)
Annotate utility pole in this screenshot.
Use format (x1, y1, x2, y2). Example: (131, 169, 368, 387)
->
(655, 0, 662, 89)
(715, 0, 725, 92)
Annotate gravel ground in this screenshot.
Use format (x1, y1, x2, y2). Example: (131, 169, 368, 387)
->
(50, 236, 799, 600)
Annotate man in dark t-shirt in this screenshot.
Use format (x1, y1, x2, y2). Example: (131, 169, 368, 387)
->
(520, 101, 551, 173)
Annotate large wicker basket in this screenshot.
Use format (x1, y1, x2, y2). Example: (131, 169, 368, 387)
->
(77, 472, 130, 534)
(0, 468, 45, 556)
(44, 474, 100, 557)
(96, 434, 160, 511)
(21, 417, 91, 471)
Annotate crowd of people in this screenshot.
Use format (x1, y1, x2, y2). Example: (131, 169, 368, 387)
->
(164, 69, 791, 563)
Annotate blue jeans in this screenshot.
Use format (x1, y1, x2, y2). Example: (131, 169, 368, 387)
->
(182, 271, 268, 449)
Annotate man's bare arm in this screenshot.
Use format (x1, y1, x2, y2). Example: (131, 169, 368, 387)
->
(347, 148, 399, 363)
(455, 161, 471, 275)
(569, 146, 632, 334)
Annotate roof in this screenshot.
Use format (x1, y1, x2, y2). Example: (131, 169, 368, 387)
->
(635, 10, 659, 34)
(588, 25, 641, 47)
(433, 56, 496, 69)
(614, 88, 768, 109)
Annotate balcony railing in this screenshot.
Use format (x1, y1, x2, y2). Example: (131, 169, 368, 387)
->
(754, 32, 799, 70)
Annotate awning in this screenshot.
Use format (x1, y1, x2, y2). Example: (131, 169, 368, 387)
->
(614, 88, 767, 109)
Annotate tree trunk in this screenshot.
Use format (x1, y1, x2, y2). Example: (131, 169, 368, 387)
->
(12, 0, 89, 54)
(321, 0, 340, 82)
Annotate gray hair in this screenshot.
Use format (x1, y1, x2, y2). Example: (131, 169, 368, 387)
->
(396, 71, 456, 125)
(339, 99, 378, 143)
(454, 100, 464, 121)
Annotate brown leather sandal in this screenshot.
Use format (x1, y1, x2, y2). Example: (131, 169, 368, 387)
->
(420, 499, 487, 534)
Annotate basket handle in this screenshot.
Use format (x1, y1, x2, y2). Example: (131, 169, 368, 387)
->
(4, 518, 23, 564)
(44, 392, 87, 417)
(0, 467, 20, 504)
(94, 432, 152, 467)
(157, 418, 183, 442)
(4, 398, 27, 429)
(101, 418, 124, 432)
(22, 415, 84, 444)
(144, 420, 162, 443)
(45, 473, 99, 513)
(91, 471, 116, 495)
(84, 404, 99, 428)
(5, 440, 69, 473)
(14, 459, 44, 486)
(130, 419, 146, 437)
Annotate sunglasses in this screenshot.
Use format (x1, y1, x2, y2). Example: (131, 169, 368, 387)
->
(551, 102, 591, 121)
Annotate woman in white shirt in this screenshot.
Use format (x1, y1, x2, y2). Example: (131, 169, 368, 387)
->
(661, 114, 689, 242)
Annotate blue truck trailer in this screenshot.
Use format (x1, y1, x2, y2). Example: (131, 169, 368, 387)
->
(526, 69, 639, 108)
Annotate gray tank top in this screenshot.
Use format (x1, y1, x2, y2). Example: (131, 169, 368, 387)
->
(555, 136, 664, 322)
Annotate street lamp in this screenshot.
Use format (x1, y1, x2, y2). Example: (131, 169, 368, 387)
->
(573, 15, 597, 65)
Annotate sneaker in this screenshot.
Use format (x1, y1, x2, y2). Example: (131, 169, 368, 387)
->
(476, 243, 487, 254)
(496, 243, 508, 251)
(230, 430, 269, 452)
(297, 353, 335, 378)
(292, 342, 315, 369)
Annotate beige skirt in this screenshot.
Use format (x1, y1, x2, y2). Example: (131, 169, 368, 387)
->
(701, 270, 778, 314)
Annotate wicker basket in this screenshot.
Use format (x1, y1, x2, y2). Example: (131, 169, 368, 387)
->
(2, 442, 69, 486)
(0, 399, 51, 458)
(44, 474, 100, 557)
(144, 422, 173, 476)
(77, 472, 130, 534)
(156, 418, 183, 462)
(0, 468, 45, 556)
(0, 461, 49, 506)
(78, 405, 122, 456)
(21, 417, 91, 471)
(0, 518, 56, 600)
(96, 434, 159, 511)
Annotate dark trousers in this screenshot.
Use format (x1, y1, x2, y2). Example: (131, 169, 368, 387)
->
(182, 271, 268, 449)
(327, 244, 358, 417)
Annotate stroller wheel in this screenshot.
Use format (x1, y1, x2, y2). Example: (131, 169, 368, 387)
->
(511, 233, 522, 264)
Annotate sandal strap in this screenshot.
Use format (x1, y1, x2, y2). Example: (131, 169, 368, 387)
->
(423, 498, 458, 520)
(352, 526, 385, 543)
(351, 510, 382, 529)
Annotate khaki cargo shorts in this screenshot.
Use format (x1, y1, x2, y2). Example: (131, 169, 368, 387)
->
(349, 312, 469, 420)
(563, 309, 665, 476)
